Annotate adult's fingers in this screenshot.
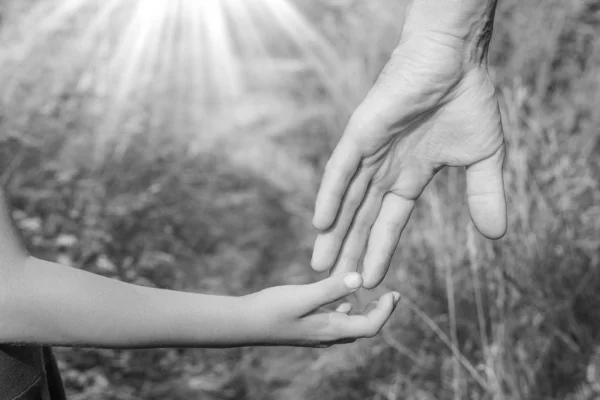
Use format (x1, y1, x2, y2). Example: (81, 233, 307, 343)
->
(466, 146, 507, 239)
(313, 136, 362, 231)
(328, 186, 384, 276)
(362, 193, 415, 289)
(311, 172, 372, 272)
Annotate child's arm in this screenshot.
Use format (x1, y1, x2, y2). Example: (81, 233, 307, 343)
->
(0, 186, 399, 349)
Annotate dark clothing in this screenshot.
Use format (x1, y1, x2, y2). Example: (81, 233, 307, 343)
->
(0, 346, 66, 400)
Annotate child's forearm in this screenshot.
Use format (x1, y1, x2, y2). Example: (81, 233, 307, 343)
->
(1, 256, 254, 349)
(0, 256, 402, 349)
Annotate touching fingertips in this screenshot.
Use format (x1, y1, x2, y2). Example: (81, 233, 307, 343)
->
(361, 270, 384, 290)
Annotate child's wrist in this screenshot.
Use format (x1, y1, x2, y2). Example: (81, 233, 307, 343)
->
(235, 292, 276, 345)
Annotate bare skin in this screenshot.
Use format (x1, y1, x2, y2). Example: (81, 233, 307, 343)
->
(311, 0, 505, 288)
(0, 185, 399, 350)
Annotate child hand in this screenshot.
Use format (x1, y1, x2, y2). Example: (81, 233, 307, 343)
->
(243, 273, 400, 347)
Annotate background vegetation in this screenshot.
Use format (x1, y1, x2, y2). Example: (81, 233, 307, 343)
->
(1, 0, 599, 399)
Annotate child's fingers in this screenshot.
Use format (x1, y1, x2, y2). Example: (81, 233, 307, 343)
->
(329, 292, 400, 340)
(335, 302, 353, 314)
(291, 273, 363, 315)
(361, 300, 379, 315)
(334, 300, 378, 319)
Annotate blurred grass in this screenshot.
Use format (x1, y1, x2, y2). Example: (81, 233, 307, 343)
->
(1, 0, 600, 399)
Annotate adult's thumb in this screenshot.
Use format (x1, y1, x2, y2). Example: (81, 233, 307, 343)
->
(466, 146, 507, 239)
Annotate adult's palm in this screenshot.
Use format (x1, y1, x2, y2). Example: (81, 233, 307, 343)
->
(311, 32, 507, 288)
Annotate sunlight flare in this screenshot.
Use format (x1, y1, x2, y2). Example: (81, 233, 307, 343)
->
(3, 0, 342, 150)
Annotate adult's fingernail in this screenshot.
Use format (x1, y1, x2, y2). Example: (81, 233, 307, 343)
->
(344, 273, 362, 290)
(392, 292, 401, 303)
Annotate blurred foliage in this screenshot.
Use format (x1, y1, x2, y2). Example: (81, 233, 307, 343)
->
(1, 0, 600, 399)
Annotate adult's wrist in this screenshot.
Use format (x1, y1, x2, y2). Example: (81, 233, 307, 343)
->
(402, 0, 499, 65)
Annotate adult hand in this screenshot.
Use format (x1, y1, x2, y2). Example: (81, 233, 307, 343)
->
(311, 0, 506, 288)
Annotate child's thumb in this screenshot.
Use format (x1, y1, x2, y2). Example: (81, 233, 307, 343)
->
(296, 273, 363, 313)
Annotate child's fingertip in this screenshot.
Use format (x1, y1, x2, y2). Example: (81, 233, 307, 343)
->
(343, 272, 362, 290)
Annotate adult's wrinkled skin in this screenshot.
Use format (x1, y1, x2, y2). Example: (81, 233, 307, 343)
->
(311, 0, 506, 288)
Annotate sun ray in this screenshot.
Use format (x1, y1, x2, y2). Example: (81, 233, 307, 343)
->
(3, 0, 343, 158)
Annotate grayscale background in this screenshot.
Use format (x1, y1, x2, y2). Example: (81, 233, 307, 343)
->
(0, 0, 599, 399)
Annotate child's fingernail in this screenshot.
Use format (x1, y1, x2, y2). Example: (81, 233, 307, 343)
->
(344, 273, 362, 290)
(392, 292, 401, 303)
